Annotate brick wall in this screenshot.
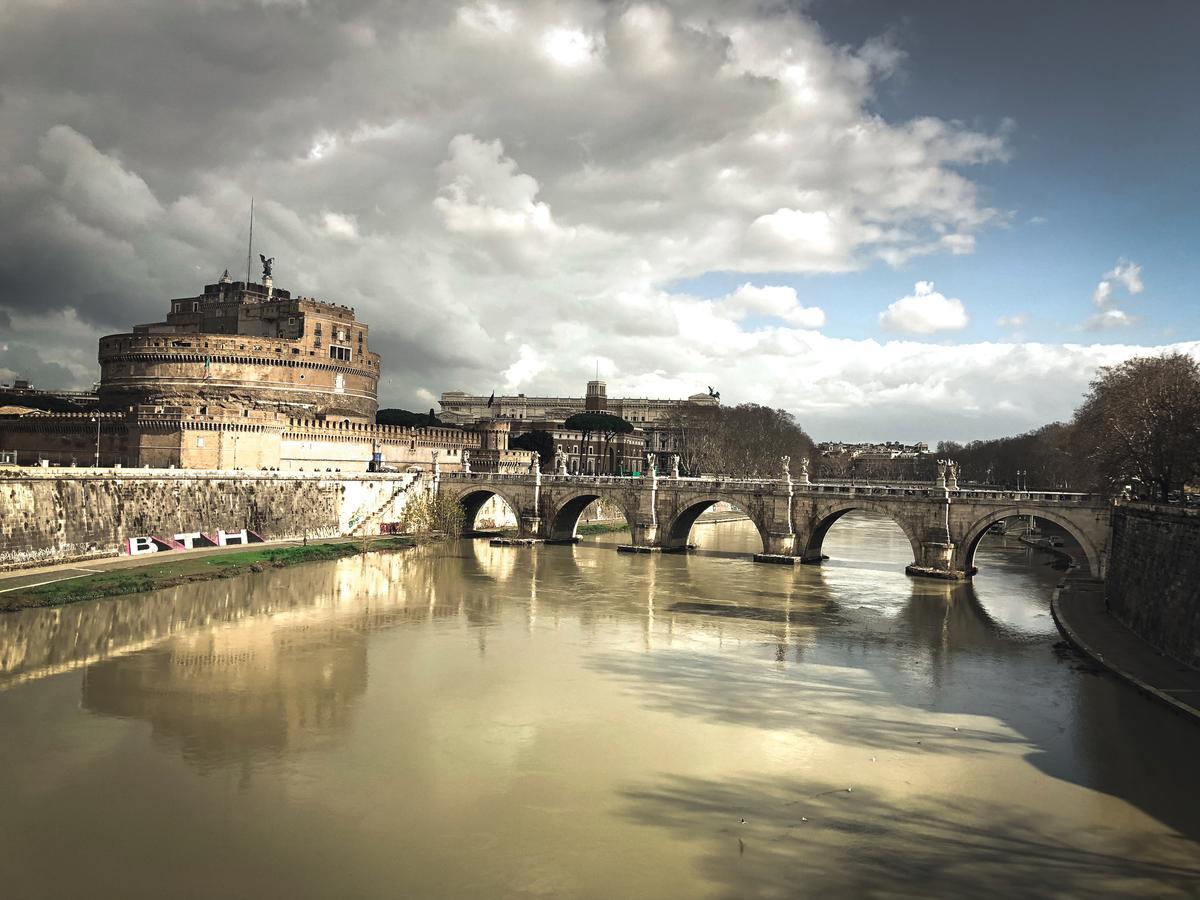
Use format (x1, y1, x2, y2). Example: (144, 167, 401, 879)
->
(1106, 503, 1200, 669)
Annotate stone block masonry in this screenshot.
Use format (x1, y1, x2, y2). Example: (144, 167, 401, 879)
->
(0, 469, 425, 570)
(1106, 503, 1200, 669)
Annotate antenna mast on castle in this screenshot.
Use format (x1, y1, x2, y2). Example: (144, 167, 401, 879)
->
(244, 197, 255, 285)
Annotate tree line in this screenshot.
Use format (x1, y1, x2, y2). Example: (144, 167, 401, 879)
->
(940, 353, 1200, 501)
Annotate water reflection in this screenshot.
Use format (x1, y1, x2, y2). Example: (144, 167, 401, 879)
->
(0, 515, 1196, 898)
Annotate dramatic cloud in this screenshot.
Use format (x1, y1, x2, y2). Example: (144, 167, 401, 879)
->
(879, 282, 969, 334)
(0, 0, 1189, 440)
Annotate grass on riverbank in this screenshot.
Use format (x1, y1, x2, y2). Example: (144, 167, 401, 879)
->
(576, 522, 630, 536)
(0, 536, 415, 612)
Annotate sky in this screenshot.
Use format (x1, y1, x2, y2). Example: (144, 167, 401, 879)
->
(0, 0, 1196, 443)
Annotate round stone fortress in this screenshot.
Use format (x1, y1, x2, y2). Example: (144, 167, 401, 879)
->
(98, 270, 380, 422)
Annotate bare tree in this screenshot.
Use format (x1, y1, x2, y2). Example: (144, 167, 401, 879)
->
(1071, 352, 1200, 501)
(663, 403, 815, 477)
(939, 423, 1077, 489)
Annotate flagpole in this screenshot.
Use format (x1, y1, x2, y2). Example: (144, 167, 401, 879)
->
(245, 197, 254, 285)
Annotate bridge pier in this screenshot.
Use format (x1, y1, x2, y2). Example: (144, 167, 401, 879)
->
(904, 539, 970, 580)
(753, 530, 798, 565)
(618, 520, 660, 553)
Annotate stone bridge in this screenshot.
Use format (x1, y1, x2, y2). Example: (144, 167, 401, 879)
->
(437, 466, 1113, 580)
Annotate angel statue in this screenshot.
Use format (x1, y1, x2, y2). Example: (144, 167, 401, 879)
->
(645, 452, 657, 476)
(781, 455, 791, 478)
(259, 254, 274, 278)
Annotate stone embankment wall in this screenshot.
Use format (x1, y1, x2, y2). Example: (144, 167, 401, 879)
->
(0, 469, 425, 570)
(1106, 503, 1200, 669)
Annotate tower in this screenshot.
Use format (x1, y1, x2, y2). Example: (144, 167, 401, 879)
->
(585, 379, 607, 411)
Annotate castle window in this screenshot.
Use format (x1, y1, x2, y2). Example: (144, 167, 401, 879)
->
(192, 302, 199, 312)
(196, 437, 205, 448)
(329, 346, 352, 362)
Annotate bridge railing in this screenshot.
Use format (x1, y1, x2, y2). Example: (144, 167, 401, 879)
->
(438, 471, 1100, 504)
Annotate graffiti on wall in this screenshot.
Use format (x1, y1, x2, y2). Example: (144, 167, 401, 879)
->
(124, 529, 266, 556)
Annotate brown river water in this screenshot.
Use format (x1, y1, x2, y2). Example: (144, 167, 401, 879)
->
(0, 513, 1197, 899)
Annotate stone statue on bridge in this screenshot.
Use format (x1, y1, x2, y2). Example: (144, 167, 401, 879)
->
(555, 446, 568, 475)
(461, 450, 470, 474)
(947, 460, 960, 491)
(528, 454, 539, 475)
(936, 459, 947, 490)
(781, 455, 791, 482)
(645, 453, 657, 477)
(670, 454, 680, 478)
(799, 456, 810, 485)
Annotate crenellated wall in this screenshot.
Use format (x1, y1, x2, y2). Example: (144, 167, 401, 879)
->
(0, 470, 426, 570)
(1106, 503, 1200, 669)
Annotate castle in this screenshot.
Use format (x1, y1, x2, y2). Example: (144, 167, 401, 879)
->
(0, 267, 531, 474)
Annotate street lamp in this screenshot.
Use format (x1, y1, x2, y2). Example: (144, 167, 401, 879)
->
(91, 416, 101, 467)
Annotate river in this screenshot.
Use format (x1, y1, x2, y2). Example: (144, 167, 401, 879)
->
(0, 512, 1197, 898)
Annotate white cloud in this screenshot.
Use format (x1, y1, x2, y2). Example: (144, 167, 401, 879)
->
(321, 212, 359, 240)
(940, 233, 975, 254)
(434, 135, 560, 239)
(502, 343, 547, 389)
(1103, 260, 1144, 297)
(879, 282, 969, 334)
(542, 27, 597, 68)
(1088, 258, 1143, 329)
(997, 314, 1027, 329)
(1085, 309, 1137, 330)
(721, 283, 825, 329)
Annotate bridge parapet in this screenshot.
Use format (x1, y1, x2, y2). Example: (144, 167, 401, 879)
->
(951, 489, 1098, 504)
(436, 469, 1113, 579)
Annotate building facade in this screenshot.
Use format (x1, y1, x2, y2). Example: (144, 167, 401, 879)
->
(440, 379, 718, 472)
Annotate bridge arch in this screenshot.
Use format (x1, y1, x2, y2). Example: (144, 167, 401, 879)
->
(546, 490, 637, 541)
(798, 502, 924, 568)
(661, 498, 769, 554)
(958, 507, 1103, 578)
(441, 485, 527, 535)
